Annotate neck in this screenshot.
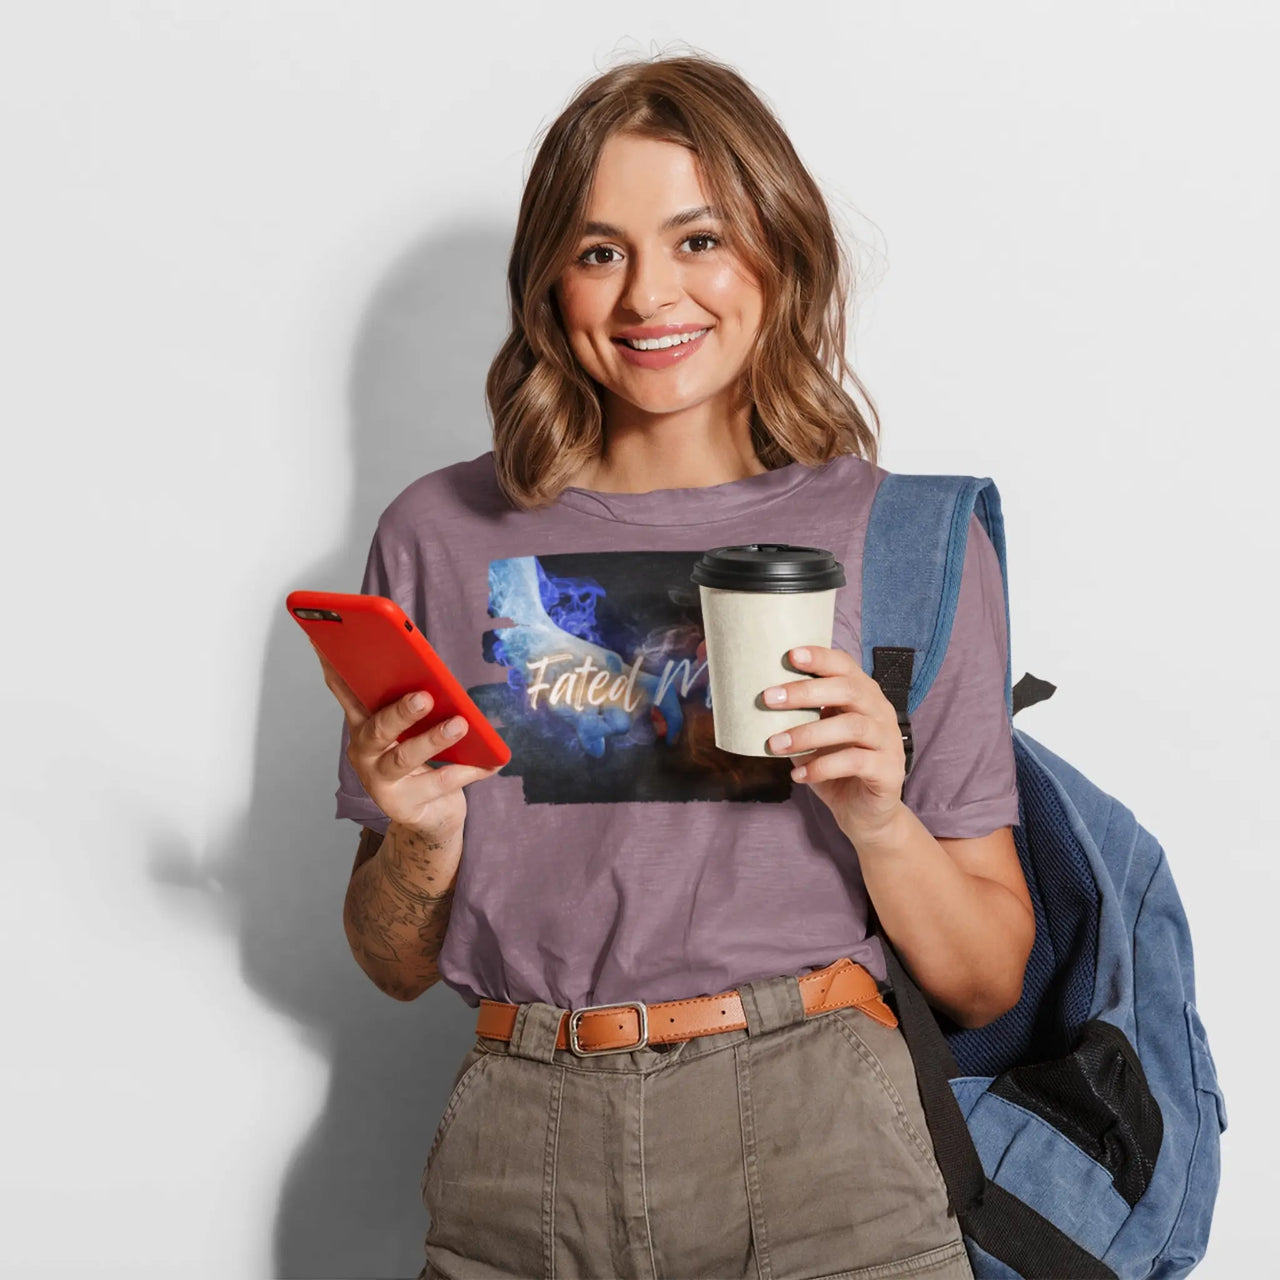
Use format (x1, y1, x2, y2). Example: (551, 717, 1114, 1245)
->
(578, 389, 769, 494)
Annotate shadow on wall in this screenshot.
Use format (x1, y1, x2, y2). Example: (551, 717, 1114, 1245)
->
(152, 224, 513, 1280)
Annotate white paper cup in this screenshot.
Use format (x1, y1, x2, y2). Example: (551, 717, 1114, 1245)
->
(691, 545, 847, 758)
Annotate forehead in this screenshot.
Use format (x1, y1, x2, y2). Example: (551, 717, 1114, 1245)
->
(583, 134, 714, 225)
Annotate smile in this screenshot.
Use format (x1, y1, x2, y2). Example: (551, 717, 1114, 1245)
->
(612, 327, 712, 369)
(618, 328, 709, 350)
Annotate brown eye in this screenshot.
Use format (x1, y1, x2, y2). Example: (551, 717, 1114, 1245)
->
(578, 245, 619, 267)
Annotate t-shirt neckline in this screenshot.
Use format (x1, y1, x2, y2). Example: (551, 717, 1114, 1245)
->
(552, 456, 832, 526)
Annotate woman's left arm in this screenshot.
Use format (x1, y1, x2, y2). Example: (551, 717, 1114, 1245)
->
(761, 643, 1034, 1030)
(851, 808, 1034, 1029)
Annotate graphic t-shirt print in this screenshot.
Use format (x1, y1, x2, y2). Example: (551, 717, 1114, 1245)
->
(465, 551, 792, 806)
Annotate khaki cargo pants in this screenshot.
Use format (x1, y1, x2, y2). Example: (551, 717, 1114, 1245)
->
(417, 965, 973, 1279)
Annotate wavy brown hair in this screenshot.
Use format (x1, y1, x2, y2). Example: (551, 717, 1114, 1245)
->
(486, 51, 881, 511)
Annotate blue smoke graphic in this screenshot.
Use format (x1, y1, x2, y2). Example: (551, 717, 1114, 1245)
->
(491, 563, 606, 683)
(537, 560, 606, 645)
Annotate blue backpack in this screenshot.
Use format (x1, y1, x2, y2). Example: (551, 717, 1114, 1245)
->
(859, 472, 1228, 1279)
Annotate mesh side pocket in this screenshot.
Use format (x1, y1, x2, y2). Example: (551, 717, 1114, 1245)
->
(989, 1018, 1163, 1208)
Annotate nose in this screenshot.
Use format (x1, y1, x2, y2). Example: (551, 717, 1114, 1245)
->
(620, 245, 681, 320)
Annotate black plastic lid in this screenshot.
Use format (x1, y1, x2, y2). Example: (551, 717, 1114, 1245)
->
(689, 544, 846, 593)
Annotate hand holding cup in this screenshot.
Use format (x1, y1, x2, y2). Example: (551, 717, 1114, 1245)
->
(691, 543, 906, 844)
(760, 643, 907, 845)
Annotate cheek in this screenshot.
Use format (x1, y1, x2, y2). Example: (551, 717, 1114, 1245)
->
(554, 278, 584, 329)
(555, 280, 605, 364)
(700, 264, 763, 336)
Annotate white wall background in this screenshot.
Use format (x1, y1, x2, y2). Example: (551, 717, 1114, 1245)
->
(2, 2, 1274, 1276)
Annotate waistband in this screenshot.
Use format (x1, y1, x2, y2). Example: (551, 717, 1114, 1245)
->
(474, 957, 897, 1058)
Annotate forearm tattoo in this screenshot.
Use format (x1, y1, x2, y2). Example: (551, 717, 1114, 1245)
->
(343, 823, 459, 998)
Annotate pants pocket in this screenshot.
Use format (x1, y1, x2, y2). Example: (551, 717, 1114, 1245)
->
(420, 1044, 554, 1276)
(419, 1040, 491, 1199)
(830, 1005, 951, 1194)
(739, 1010, 964, 1280)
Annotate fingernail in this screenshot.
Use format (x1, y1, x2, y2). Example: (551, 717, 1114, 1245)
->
(764, 687, 786, 704)
(769, 732, 792, 752)
(443, 715, 466, 737)
(791, 647, 810, 664)
(408, 693, 425, 711)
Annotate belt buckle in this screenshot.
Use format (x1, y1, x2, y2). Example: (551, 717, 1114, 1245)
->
(567, 1001, 649, 1056)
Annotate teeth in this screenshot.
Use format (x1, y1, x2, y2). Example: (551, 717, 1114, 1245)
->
(621, 328, 708, 351)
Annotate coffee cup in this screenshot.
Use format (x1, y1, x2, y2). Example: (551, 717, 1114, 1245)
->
(690, 544, 846, 757)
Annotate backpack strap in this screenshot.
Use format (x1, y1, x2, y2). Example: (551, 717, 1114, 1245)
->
(863, 472, 1114, 1279)
(861, 471, 1013, 725)
(861, 469, 998, 1211)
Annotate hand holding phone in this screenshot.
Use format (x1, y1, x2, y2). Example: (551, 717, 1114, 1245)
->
(289, 590, 509, 842)
(313, 647, 498, 844)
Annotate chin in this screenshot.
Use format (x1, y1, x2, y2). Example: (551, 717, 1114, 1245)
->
(614, 387, 710, 415)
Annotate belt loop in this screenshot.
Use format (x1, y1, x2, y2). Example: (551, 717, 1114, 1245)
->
(738, 972, 808, 1037)
(506, 1001, 565, 1064)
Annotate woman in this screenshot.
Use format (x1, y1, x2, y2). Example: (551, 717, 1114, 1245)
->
(316, 52, 1034, 1280)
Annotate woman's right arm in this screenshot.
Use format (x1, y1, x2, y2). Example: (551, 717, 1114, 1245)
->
(343, 820, 463, 1001)
(309, 635, 501, 1002)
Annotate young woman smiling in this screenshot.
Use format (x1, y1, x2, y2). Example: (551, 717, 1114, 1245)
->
(316, 51, 1031, 1280)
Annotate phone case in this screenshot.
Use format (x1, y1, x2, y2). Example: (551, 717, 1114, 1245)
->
(286, 589, 511, 771)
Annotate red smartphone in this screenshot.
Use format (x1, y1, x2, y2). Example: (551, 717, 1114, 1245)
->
(287, 589, 511, 771)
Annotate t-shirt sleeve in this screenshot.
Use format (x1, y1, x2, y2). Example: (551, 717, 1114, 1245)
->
(899, 513, 1020, 838)
(332, 512, 420, 838)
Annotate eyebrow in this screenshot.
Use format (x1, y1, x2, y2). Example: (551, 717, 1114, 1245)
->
(580, 205, 724, 239)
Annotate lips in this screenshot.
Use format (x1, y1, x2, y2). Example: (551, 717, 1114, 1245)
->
(612, 327, 712, 369)
(611, 327, 710, 348)
(612, 322, 712, 341)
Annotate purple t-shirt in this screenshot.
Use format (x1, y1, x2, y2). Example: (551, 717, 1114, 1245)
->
(334, 450, 1019, 1010)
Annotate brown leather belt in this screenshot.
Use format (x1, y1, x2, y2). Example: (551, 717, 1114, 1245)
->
(474, 956, 897, 1057)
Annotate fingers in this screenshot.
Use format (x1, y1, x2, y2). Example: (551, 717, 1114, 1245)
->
(765, 644, 879, 712)
(364, 690, 444, 760)
(392, 755, 504, 812)
(783, 644, 861, 674)
(789, 743, 879, 785)
(371, 700, 502, 785)
(766, 710, 886, 757)
(762, 673, 857, 711)
(423, 762, 506, 793)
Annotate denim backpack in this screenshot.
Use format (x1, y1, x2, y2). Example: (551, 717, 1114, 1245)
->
(859, 472, 1227, 1279)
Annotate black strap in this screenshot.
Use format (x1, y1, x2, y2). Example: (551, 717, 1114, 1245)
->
(1012, 671, 1056, 717)
(880, 940, 986, 1216)
(965, 1181, 1118, 1279)
(871, 646, 915, 795)
(880, 937, 1117, 1279)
